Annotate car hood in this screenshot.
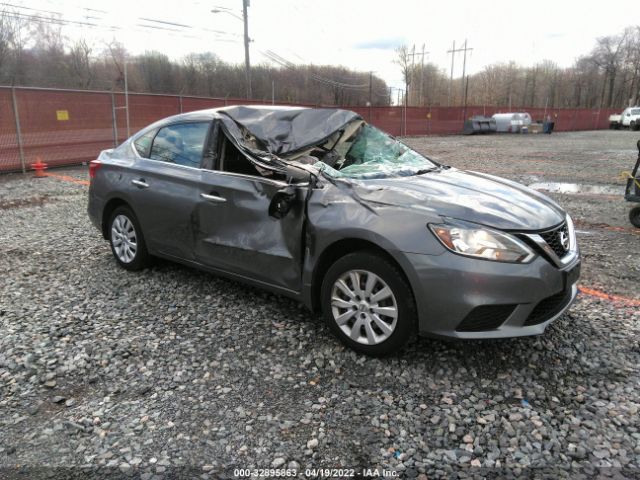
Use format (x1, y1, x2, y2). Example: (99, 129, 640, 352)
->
(348, 168, 565, 231)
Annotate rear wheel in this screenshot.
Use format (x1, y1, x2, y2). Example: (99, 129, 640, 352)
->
(108, 206, 149, 270)
(630, 206, 640, 228)
(631, 120, 639, 131)
(321, 251, 416, 356)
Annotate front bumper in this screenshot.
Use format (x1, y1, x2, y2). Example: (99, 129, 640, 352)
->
(401, 249, 580, 339)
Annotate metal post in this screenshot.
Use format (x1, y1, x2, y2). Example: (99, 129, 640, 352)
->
(124, 59, 130, 137)
(403, 89, 407, 136)
(368, 71, 373, 122)
(272, 80, 275, 105)
(462, 76, 469, 130)
(179, 95, 183, 113)
(11, 87, 26, 173)
(243, 0, 252, 99)
(111, 91, 118, 147)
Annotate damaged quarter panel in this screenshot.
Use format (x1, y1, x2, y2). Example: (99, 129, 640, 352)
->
(302, 181, 448, 307)
(307, 182, 446, 255)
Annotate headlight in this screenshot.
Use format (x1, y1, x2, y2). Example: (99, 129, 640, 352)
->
(429, 220, 535, 263)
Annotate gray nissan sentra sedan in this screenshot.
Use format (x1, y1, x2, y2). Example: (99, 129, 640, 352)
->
(88, 106, 581, 355)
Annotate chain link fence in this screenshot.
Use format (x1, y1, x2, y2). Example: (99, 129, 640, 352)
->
(0, 85, 619, 173)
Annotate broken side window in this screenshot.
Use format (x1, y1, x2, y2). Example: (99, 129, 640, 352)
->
(217, 132, 286, 181)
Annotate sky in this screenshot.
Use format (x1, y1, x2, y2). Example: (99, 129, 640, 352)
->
(18, 0, 637, 93)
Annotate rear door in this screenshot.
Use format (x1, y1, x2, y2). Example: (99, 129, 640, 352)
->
(194, 128, 307, 292)
(127, 121, 212, 260)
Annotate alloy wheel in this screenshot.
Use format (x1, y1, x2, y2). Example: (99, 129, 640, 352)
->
(111, 214, 138, 263)
(330, 269, 398, 345)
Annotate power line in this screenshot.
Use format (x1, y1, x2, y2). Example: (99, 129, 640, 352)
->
(1, 3, 242, 41)
(0, 5, 243, 45)
(262, 49, 370, 90)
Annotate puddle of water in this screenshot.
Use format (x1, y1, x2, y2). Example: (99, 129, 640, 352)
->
(528, 182, 621, 195)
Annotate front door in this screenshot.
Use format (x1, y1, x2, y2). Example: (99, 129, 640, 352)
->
(194, 132, 306, 292)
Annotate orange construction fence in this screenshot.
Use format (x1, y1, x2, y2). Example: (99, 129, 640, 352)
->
(0, 85, 619, 173)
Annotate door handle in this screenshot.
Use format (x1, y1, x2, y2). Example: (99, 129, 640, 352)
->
(131, 179, 149, 188)
(200, 193, 226, 203)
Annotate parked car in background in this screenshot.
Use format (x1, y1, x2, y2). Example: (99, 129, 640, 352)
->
(88, 106, 581, 355)
(610, 107, 640, 130)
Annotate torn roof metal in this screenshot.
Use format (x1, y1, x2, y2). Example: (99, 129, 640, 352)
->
(159, 106, 362, 157)
(218, 106, 362, 155)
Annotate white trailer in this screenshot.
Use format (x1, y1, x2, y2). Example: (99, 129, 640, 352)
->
(491, 112, 532, 133)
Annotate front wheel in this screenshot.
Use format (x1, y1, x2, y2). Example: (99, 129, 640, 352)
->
(108, 206, 150, 270)
(630, 206, 640, 228)
(631, 120, 639, 131)
(321, 251, 416, 356)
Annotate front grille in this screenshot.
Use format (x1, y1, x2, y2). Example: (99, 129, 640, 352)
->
(539, 222, 570, 258)
(524, 288, 572, 326)
(456, 304, 516, 332)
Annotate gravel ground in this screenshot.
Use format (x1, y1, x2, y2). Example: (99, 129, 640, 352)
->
(1, 130, 639, 479)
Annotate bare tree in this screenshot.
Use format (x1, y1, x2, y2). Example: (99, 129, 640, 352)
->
(68, 39, 94, 89)
(591, 33, 628, 107)
(394, 45, 413, 105)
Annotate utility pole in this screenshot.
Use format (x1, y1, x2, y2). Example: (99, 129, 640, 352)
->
(447, 40, 473, 106)
(408, 44, 428, 106)
(242, 0, 252, 99)
(460, 39, 472, 104)
(410, 44, 415, 105)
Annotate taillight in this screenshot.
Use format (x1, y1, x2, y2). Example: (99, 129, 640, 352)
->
(89, 159, 102, 179)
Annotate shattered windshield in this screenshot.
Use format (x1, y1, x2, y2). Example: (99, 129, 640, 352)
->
(317, 123, 437, 179)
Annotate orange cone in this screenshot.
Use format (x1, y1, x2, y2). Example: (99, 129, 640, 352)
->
(31, 158, 48, 178)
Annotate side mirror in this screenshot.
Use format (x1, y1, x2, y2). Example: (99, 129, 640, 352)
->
(269, 186, 296, 219)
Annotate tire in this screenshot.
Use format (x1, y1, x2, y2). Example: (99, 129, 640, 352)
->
(108, 205, 150, 271)
(631, 120, 638, 131)
(320, 251, 416, 356)
(630, 206, 640, 228)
